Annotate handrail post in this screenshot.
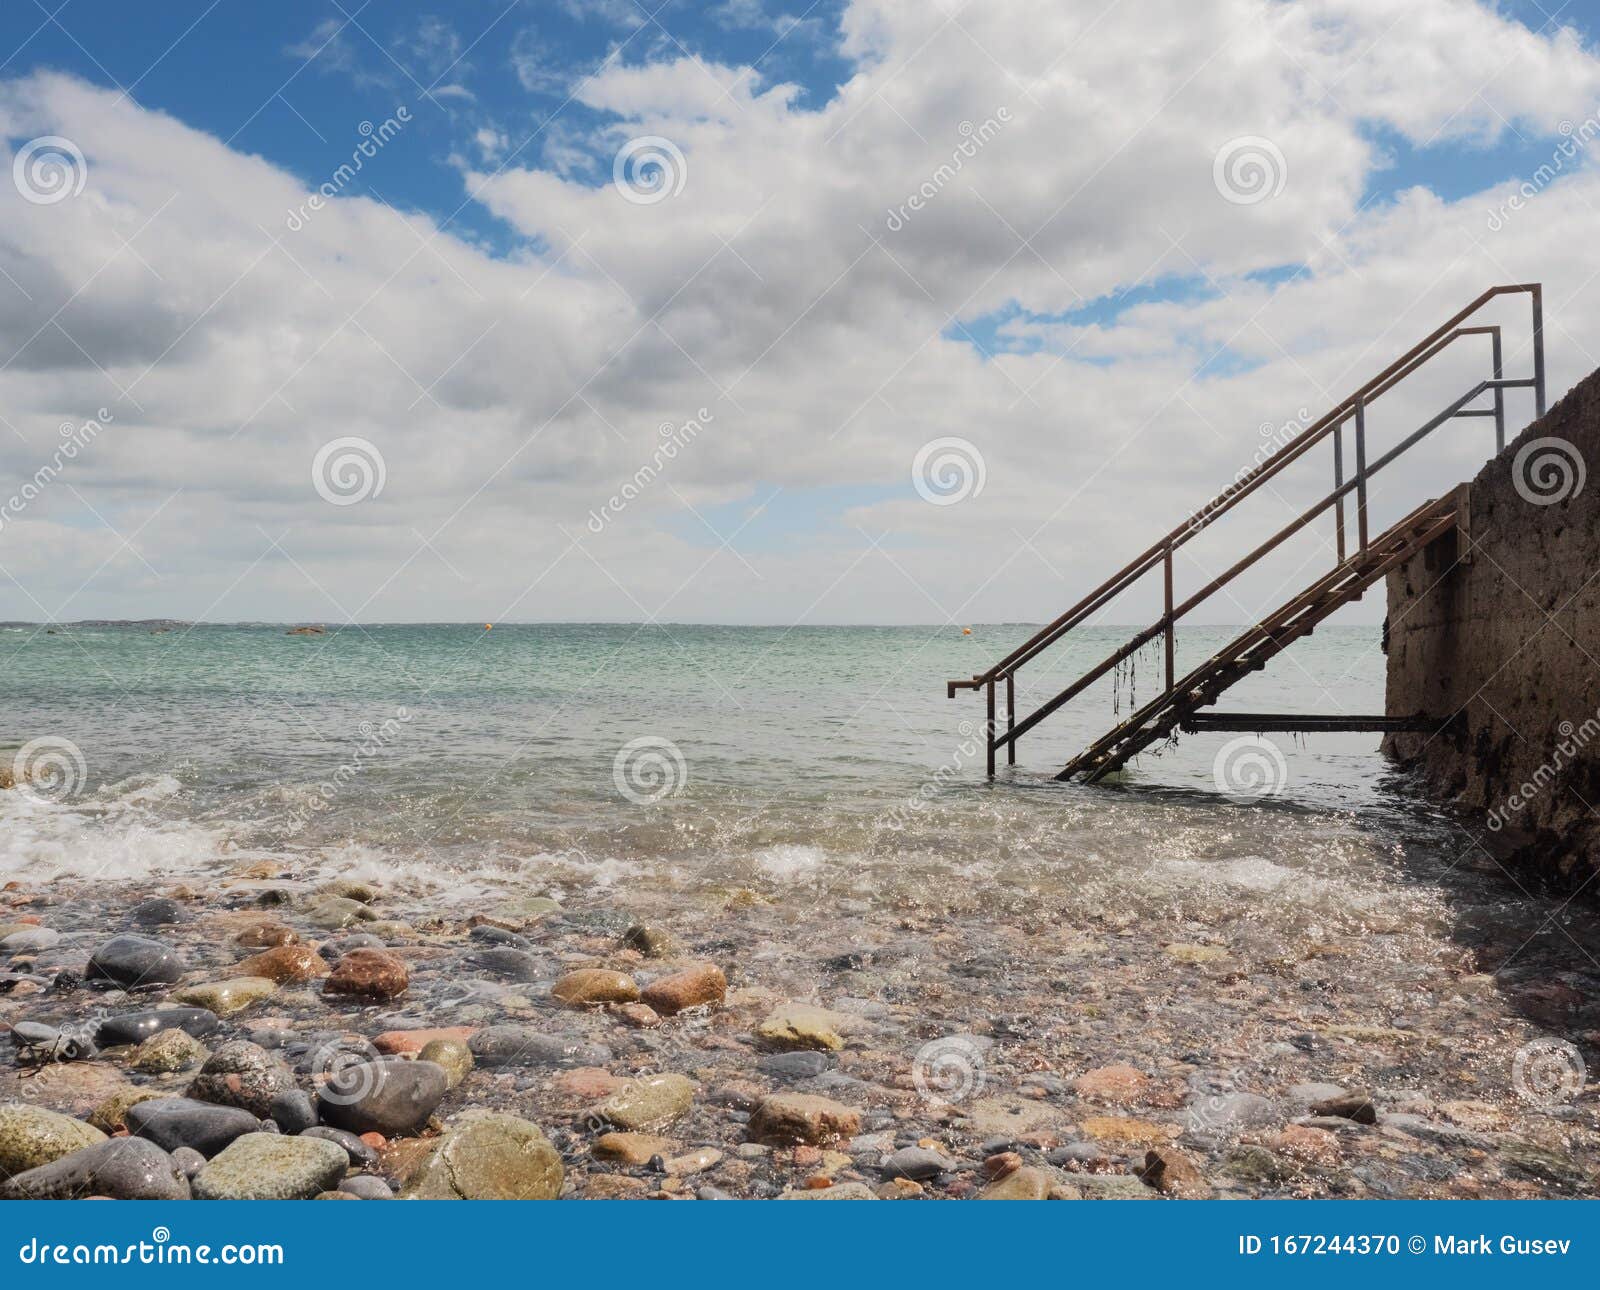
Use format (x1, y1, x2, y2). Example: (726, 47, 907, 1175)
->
(1333, 422, 1346, 561)
(1354, 395, 1369, 552)
(1006, 673, 1016, 766)
(1532, 284, 1547, 417)
(986, 679, 996, 778)
(1491, 328, 1506, 453)
(1163, 542, 1175, 694)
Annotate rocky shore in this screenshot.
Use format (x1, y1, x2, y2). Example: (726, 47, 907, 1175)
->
(1, 862, 1596, 1200)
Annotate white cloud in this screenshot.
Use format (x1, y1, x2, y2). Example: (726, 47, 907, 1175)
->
(3, 0, 1600, 632)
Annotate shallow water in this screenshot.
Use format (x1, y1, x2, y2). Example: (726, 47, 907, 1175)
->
(4, 623, 1599, 1197)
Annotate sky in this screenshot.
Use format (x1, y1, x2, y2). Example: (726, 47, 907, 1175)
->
(2, 0, 1600, 627)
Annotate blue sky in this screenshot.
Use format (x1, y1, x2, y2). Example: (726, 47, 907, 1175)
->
(4, 0, 1600, 623)
(3, 1, 855, 250)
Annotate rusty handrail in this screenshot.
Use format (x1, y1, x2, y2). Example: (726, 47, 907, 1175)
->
(950, 284, 1546, 776)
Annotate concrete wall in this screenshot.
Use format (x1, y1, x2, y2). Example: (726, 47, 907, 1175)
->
(1383, 365, 1600, 890)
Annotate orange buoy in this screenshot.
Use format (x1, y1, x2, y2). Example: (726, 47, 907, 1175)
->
(962, 626, 972, 635)
(484, 623, 493, 630)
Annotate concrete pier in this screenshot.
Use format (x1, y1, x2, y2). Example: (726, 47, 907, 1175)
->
(1383, 367, 1600, 889)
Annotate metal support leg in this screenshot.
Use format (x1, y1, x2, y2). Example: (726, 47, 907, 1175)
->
(1491, 329, 1506, 453)
(1005, 674, 1016, 766)
(1354, 396, 1369, 552)
(1333, 423, 1346, 561)
(1163, 543, 1175, 694)
(1532, 284, 1547, 418)
(986, 680, 996, 778)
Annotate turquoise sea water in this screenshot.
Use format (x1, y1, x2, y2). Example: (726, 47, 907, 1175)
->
(1, 621, 1483, 928)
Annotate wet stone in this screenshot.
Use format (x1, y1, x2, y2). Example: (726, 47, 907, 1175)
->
(1, 1135, 190, 1200)
(300, 1125, 379, 1170)
(2, 927, 61, 953)
(95, 1006, 219, 1047)
(187, 1039, 297, 1117)
(469, 1026, 612, 1069)
(127, 1098, 262, 1159)
(131, 1027, 210, 1073)
(129, 897, 188, 927)
(757, 1051, 835, 1080)
(323, 948, 408, 1001)
(403, 1110, 563, 1200)
(320, 1059, 449, 1137)
(193, 1132, 348, 1200)
(171, 976, 278, 1016)
(86, 934, 187, 989)
(0, 1103, 107, 1175)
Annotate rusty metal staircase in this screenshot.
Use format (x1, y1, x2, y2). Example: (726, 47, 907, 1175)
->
(947, 284, 1549, 784)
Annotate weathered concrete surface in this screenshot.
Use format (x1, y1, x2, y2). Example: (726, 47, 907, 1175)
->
(1383, 365, 1600, 889)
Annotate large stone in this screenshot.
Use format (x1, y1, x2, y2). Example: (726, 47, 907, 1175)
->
(171, 977, 278, 1016)
(593, 1131, 677, 1165)
(373, 1026, 475, 1055)
(1, 927, 60, 953)
(747, 1093, 862, 1146)
(467, 948, 546, 982)
(403, 1111, 562, 1200)
(193, 1132, 348, 1200)
(132, 1027, 210, 1073)
(640, 962, 726, 1014)
(880, 1145, 951, 1180)
(1140, 1146, 1212, 1198)
(187, 1039, 297, 1117)
(777, 1181, 877, 1199)
(551, 968, 639, 1006)
(1073, 1064, 1151, 1105)
(87, 1087, 164, 1134)
(320, 1059, 449, 1137)
(126, 1098, 262, 1158)
(589, 1073, 695, 1132)
(0, 1103, 106, 1175)
(323, 948, 408, 1000)
(95, 1006, 219, 1047)
(233, 944, 329, 984)
(85, 934, 186, 988)
(469, 1026, 611, 1068)
(978, 1165, 1063, 1199)
(619, 924, 679, 958)
(304, 895, 377, 930)
(300, 1126, 379, 1170)
(755, 1003, 850, 1051)
(1, 1136, 190, 1200)
(418, 1038, 473, 1089)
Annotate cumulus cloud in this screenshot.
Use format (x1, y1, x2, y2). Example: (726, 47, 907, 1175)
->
(2, 0, 1599, 633)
